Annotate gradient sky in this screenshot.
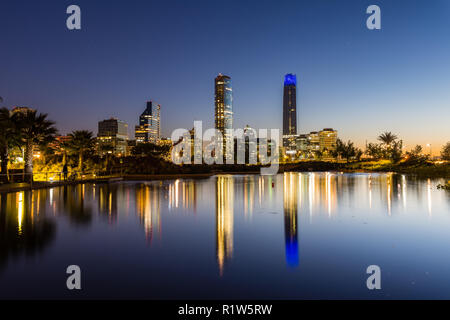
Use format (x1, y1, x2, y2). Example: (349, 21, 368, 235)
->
(1, 0, 449, 153)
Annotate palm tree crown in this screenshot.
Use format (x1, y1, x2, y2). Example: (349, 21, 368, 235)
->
(68, 130, 96, 172)
(0, 108, 21, 180)
(12, 109, 57, 176)
(377, 132, 398, 147)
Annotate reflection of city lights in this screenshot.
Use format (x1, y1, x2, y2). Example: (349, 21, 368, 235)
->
(387, 177, 391, 216)
(17, 192, 24, 235)
(136, 185, 161, 243)
(243, 176, 254, 218)
(283, 173, 299, 267)
(427, 179, 432, 217)
(402, 175, 406, 210)
(216, 176, 234, 276)
(175, 180, 179, 208)
(326, 172, 332, 217)
(309, 173, 314, 221)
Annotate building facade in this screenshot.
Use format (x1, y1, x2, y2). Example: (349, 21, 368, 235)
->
(135, 101, 161, 144)
(215, 74, 233, 147)
(319, 128, 338, 153)
(282, 74, 298, 153)
(283, 74, 297, 136)
(319, 128, 338, 159)
(98, 118, 129, 156)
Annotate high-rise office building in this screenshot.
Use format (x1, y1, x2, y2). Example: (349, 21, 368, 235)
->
(135, 101, 161, 144)
(215, 74, 233, 146)
(97, 118, 129, 156)
(283, 74, 297, 136)
(282, 74, 298, 152)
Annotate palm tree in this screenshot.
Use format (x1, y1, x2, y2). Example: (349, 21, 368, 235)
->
(377, 132, 398, 147)
(12, 109, 57, 180)
(68, 130, 95, 173)
(0, 108, 21, 182)
(442, 142, 450, 161)
(333, 139, 360, 163)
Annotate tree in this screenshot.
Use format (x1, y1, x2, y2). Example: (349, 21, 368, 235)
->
(375, 132, 403, 162)
(405, 145, 428, 163)
(99, 142, 115, 173)
(68, 130, 95, 173)
(389, 140, 403, 163)
(365, 143, 383, 160)
(377, 132, 398, 147)
(0, 108, 21, 182)
(132, 142, 169, 157)
(441, 142, 450, 161)
(333, 139, 359, 163)
(13, 110, 57, 179)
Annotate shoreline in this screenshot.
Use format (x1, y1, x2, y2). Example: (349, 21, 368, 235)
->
(0, 168, 448, 194)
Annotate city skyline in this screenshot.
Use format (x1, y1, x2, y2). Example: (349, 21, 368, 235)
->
(1, 0, 449, 154)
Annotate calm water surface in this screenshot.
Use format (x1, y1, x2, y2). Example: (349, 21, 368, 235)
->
(0, 172, 449, 299)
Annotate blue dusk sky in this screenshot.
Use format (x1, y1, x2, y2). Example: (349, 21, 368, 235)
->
(0, 0, 449, 152)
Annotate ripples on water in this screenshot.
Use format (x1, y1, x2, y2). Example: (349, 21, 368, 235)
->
(0, 173, 448, 299)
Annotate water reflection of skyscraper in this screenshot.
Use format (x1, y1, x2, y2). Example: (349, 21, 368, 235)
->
(97, 184, 118, 224)
(135, 184, 161, 244)
(168, 180, 197, 213)
(216, 175, 234, 276)
(243, 176, 255, 218)
(283, 173, 299, 267)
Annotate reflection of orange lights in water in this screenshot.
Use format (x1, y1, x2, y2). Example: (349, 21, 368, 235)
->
(387, 175, 392, 216)
(283, 172, 298, 233)
(216, 176, 234, 276)
(258, 176, 264, 206)
(17, 192, 24, 235)
(243, 176, 255, 218)
(168, 180, 197, 212)
(427, 179, 432, 217)
(136, 185, 161, 244)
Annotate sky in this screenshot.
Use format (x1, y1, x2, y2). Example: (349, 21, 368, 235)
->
(0, 0, 449, 154)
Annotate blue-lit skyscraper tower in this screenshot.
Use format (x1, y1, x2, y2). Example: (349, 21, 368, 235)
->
(283, 74, 297, 136)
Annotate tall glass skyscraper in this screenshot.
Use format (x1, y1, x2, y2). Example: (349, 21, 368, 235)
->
(283, 74, 297, 136)
(135, 101, 160, 144)
(215, 74, 233, 144)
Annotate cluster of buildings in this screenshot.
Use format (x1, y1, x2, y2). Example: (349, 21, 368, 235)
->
(96, 101, 162, 156)
(281, 74, 338, 160)
(12, 72, 338, 161)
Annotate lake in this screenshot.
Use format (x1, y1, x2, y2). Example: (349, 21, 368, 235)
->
(0, 172, 449, 299)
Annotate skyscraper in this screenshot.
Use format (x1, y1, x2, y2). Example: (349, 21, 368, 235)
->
(97, 118, 129, 156)
(215, 74, 233, 146)
(135, 101, 161, 144)
(283, 73, 297, 149)
(283, 74, 297, 136)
